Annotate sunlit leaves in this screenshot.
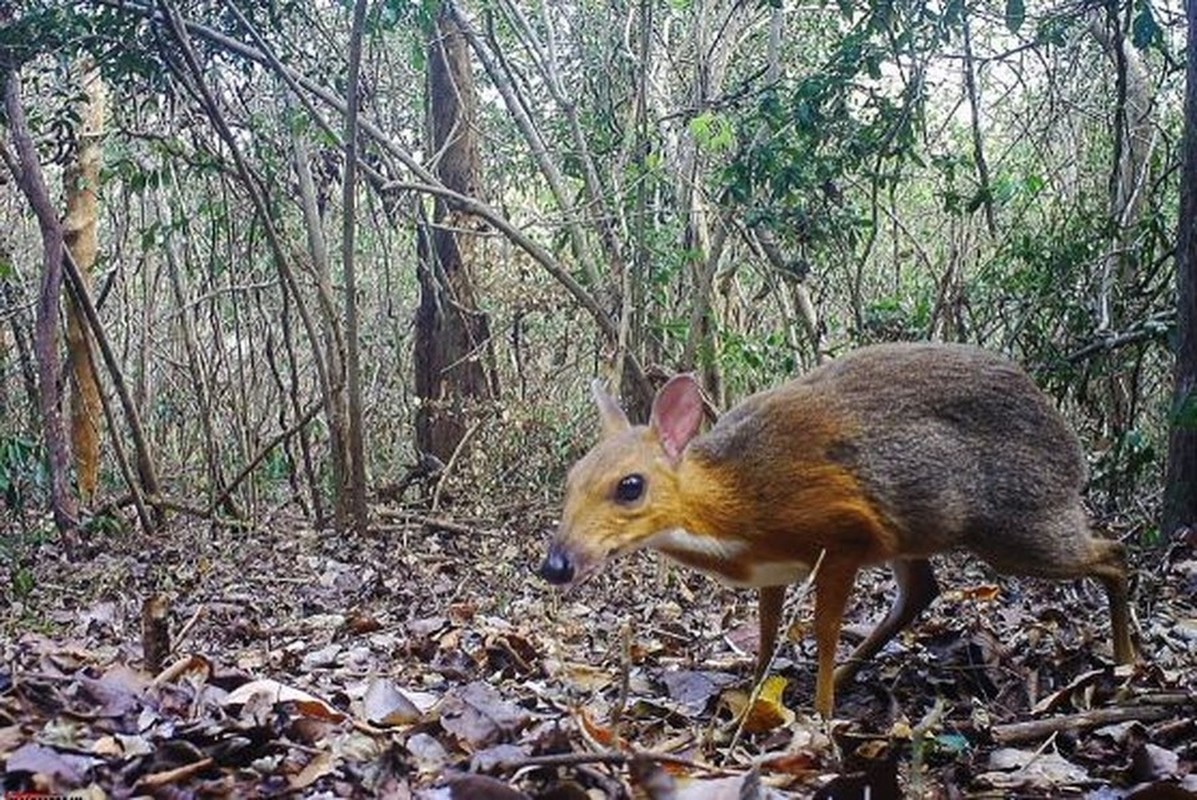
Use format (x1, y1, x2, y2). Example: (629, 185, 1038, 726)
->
(688, 111, 734, 153)
(720, 0, 960, 260)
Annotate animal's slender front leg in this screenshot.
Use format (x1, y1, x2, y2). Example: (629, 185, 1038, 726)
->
(755, 585, 786, 679)
(813, 558, 860, 717)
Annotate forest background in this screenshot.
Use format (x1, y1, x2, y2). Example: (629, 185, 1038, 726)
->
(0, 0, 1193, 545)
(1, 0, 1196, 795)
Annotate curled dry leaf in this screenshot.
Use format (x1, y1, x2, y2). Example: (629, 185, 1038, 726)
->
(363, 677, 422, 726)
(577, 707, 625, 749)
(222, 678, 346, 722)
(151, 653, 213, 687)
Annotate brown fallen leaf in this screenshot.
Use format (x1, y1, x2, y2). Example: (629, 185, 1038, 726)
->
(439, 681, 533, 749)
(550, 660, 615, 692)
(577, 707, 626, 749)
(424, 773, 531, 799)
(661, 670, 737, 717)
(151, 653, 213, 687)
(942, 584, 1002, 603)
(289, 751, 335, 790)
(223, 678, 347, 722)
(343, 609, 383, 635)
(5, 741, 98, 786)
(134, 756, 217, 792)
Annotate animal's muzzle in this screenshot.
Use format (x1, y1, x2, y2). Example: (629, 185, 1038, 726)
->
(539, 542, 575, 584)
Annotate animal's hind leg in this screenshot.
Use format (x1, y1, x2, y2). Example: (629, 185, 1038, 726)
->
(974, 506, 1135, 666)
(1088, 538, 1135, 664)
(834, 558, 939, 688)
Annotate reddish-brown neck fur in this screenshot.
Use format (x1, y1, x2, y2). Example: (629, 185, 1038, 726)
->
(659, 400, 901, 579)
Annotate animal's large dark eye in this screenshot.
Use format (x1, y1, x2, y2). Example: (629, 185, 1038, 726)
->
(614, 474, 645, 504)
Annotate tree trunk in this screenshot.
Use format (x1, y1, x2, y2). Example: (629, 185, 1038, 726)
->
(342, 0, 370, 533)
(1163, 0, 1197, 538)
(3, 69, 78, 533)
(416, 3, 497, 465)
(62, 63, 106, 503)
(293, 130, 350, 531)
(1090, 12, 1158, 507)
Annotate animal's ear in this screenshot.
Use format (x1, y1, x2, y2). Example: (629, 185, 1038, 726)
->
(650, 374, 704, 461)
(591, 378, 631, 436)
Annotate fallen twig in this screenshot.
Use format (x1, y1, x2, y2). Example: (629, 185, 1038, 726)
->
(493, 749, 730, 776)
(372, 509, 500, 537)
(992, 700, 1186, 745)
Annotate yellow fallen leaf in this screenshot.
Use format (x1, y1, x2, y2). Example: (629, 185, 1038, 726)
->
(722, 675, 794, 733)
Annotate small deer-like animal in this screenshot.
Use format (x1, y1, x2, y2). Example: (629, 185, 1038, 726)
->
(540, 342, 1135, 716)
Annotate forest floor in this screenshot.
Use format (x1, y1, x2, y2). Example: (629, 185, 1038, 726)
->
(1, 503, 1195, 799)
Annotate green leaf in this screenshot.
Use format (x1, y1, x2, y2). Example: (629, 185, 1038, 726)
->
(689, 111, 734, 153)
(1005, 0, 1025, 32)
(1131, 5, 1161, 49)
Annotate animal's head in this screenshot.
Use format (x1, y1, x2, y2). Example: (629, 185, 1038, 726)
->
(539, 374, 705, 586)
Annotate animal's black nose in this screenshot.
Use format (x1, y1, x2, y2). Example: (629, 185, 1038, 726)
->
(539, 545, 575, 584)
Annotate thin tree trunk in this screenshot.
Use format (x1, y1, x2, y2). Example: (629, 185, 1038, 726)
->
(161, 217, 237, 518)
(292, 131, 350, 532)
(61, 247, 163, 526)
(1163, 0, 1197, 537)
(342, 0, 370, 533)
(961, 10, 997, 238)
(0, 279, 39, 428)
(1090, 10, 1157, 506)
(2, 70, 78, 533)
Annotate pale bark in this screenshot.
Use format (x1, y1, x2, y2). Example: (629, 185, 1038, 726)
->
(62, 63, 107, 502)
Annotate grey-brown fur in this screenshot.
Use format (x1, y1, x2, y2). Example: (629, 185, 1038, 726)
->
(697, 343, 1097, 569)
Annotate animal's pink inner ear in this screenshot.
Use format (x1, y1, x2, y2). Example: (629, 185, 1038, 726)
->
(650, 374, 703, 460)
(591, 378, 631, 436)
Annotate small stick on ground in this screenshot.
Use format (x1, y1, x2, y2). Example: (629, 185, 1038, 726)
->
(992, 703, 1182, 745)
(141, 593, 170, 674)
